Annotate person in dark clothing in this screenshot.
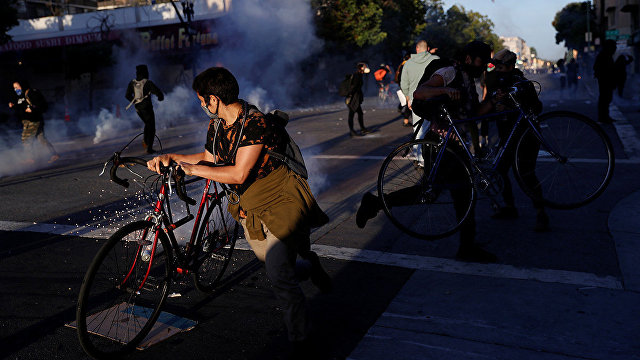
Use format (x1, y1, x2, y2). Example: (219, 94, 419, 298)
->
(557, 59, 567, 91)
(8, 80, 59, 163)
(593, 39, 617, 123)
(396, 54, 413, 127)
(125, 64, 164, 153)
(356, 41, 499, 263)
(566, 58, 579, 90)
(484, 49, 549, 232)
(614, 54, 634, 98)
(346, 62, 370, 137)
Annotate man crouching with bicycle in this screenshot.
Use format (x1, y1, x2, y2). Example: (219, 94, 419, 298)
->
(147, 67, 331, 357)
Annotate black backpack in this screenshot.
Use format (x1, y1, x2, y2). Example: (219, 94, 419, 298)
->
(25, 89, 48, 114)
(248, 107, 309, 179)
(338, 74, 353, 97)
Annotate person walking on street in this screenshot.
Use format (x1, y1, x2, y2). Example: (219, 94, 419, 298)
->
(614, 53, 634, 98)
(125, 64, 164, 153)
(557, 59, 567, 93)
(8, 80, 59, 164)
(400, 40, 439, 132)
(346, 62, 370, 137)
(566, 58, 579, 91)
(593, 39, 617, 123)
(395, 53, 412, 127)
(147, 67, 331, 357)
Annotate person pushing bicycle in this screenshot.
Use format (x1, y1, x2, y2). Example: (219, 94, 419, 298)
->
(357, 41, 499, 263)
(484, 49, 549, 231)
(147, 67, 331, 357)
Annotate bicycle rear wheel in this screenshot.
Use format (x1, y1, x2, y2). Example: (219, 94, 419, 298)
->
(514, 111, 615, 209)
(77, 221, 172, 359)
(377, 139, 475, 240)
(192, 196, 239, 293)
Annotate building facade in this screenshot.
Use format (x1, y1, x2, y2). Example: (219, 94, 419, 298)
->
(593, 0, 640, 72)
(500, 36, 535, 69)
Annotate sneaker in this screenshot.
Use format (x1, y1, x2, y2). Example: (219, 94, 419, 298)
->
(355, 192, 380, 228)
(534, 211, 550, 232)
(361, 127, 371, 134)
(490, 206, 519, 219)
(306, 251, 332, 293)
(349, 130, 363, 137)
(456, 245, 497, 263)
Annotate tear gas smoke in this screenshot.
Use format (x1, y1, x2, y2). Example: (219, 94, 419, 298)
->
(3, 0, 332, 238)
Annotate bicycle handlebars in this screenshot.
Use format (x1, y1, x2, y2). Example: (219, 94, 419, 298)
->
(108, 153, 196, 206)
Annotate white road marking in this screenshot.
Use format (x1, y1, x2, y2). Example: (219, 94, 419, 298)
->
(309, 244, 622, 290)
(311, 154, 639, 164)
(0, 220, 621, 290)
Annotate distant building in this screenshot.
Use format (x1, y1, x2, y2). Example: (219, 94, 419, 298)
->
(500, 36, 534, 69)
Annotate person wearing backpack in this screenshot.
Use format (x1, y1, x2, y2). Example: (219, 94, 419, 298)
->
(8, 79, 59, 164)
(147, 67, 331, 357)
(125, 64, 164, 154)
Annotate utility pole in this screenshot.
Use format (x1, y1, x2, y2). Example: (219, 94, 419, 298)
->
(586, 2, 591, 51)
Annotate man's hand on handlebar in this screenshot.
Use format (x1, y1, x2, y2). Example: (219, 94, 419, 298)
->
(147, 154, 173, 174)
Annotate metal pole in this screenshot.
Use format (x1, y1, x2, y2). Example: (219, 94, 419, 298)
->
(586, 2, 591, 50)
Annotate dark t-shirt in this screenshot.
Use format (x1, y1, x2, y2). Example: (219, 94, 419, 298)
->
(204, 104, 286, 193)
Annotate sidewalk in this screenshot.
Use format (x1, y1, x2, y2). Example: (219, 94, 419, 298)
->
(347, 190, 640, 360)
(346, 75, 640, 360)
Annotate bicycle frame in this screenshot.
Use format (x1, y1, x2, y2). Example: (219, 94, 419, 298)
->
(129, 175, 226, 290)
(418, 93, 566, 204)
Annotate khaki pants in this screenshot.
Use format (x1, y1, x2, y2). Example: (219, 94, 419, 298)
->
(21, 120, 57, 156)
(239, 218, 309, 342)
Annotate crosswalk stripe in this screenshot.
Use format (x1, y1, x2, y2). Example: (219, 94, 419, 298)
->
(1, 220, 622, 290)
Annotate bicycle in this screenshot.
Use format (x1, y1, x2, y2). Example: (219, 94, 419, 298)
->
(377, 81, 391, 105)
(377, 81, 615, 240)
(76, 152, 239, 359)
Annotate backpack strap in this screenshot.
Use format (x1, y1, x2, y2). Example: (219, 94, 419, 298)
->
(213, 100, 248, 164)
(24, 89, 33, 108)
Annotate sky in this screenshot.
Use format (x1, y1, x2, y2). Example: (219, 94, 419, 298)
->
(441, 0, 580, 60)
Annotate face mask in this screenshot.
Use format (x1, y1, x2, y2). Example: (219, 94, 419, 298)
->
(15, 89, 22, 96)
(464, 63, 484, 79)
(201, 96, 219, 120)
(363, 67, 370, 74)
(201, 104, 217, 120)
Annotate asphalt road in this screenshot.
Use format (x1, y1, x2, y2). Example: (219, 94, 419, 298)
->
(1, 74, 639, 359)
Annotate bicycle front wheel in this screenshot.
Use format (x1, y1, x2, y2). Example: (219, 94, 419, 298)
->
(514, 111, 615, 209)
(77, 221, 172, 359)
(378, 139, 476, 240)
(192, 196, 239, 293)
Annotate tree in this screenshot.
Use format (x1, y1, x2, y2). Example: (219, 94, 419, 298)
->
(552, 1, 594, 51)
(314, 0, 387, 48)
(0, 0, 19, 45)
(421, 2, 503, 59)
(379, 0, 427, 56)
